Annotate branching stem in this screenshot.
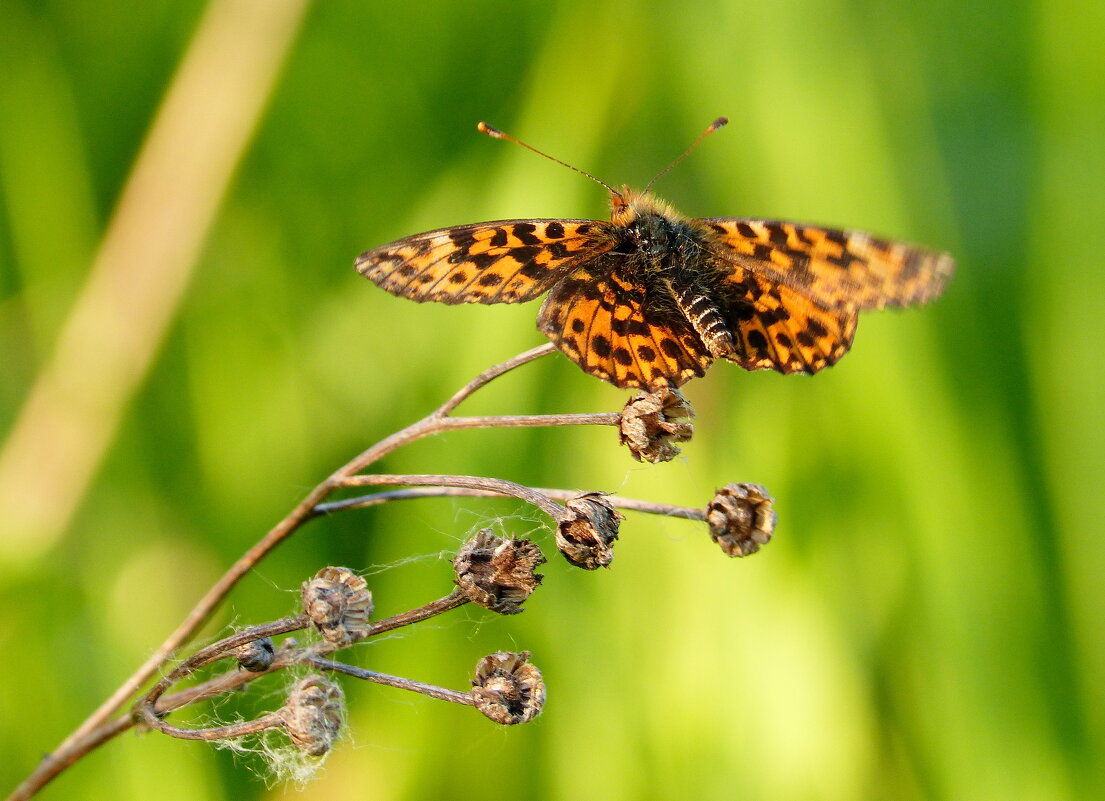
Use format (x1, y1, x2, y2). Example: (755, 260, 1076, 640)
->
(9, 341, 709, 799)
(8, 345, 565, 798)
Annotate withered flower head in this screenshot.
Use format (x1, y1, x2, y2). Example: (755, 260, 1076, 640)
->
(301, 566, 374, 645)
(705, 483, 777, 557)
(453, 528, 546, 615)
(618, 387, 695, 463)
(471, 651, 546, 725)
(280, 674, 344, 756)
(234, 637, 275, 672)
(557, 492, 623, 570)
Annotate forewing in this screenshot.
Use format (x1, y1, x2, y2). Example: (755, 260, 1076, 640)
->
(720, 266, 857, 375)
(356, 220, 615, 304)
(538, 261, 711, 389)
(703, 218, 954, 311)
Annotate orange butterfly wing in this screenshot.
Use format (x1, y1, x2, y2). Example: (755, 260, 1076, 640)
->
(716, 265, 857, 375)
(355, 219, 615, 304)
(695, 218, 951, 376)
(539, 261, 711, 389)
(703, 218, 955, 312)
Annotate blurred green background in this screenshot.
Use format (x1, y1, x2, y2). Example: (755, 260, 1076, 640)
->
(2, 0, 1102, 799)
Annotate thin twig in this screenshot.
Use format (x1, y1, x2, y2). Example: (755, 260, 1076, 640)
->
(316, 486, 706, 521)
(361, 589, 470, 638)
(333, 474, 570, 522)
(147, 591, 471, 722)
(141, 711, 284, 742)
(147, 637, 303, 714)
(139, 616, 308, 716)
(434, 343, 557, 416)
(307, 657, 475, 706)
(438, 412, 621, 429)
(137, 592, 474, 739)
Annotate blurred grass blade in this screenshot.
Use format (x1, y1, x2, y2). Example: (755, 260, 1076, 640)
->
(0, 0, 313, 563)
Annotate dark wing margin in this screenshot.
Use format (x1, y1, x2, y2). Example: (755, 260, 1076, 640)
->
(356, 219, 616, 305)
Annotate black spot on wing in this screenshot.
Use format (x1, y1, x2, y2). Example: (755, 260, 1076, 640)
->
(511, 222, 542, 246)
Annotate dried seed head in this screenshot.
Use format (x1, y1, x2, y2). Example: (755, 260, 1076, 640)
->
(301, 567, 374, 645)
(280, 674, 344, 756)
(453, 528, 546, 614)
(557, 492, 623, 569)
(705, 483, 777, 557)
(471, 651, 546, 725)
(235, 637, 275, 672)
(618, 387, 694, 463)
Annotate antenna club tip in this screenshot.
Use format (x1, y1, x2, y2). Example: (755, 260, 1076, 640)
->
(477, 121, 503, 138)
(711, 116, 729, 130)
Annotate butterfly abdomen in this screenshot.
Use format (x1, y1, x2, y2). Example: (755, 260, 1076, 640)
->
(670, 285, 735, 359)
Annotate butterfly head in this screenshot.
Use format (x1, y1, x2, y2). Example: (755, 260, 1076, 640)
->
(609, 186, 681, 227)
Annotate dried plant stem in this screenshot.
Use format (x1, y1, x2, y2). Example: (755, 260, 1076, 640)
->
(154, 590, 470, 724)
(363, 589, 470, 637)
(155, 650, 293, 710)
(438, 412, 621, 429)
(137, 591, 472, 743)
(9, 342, 628, 798)
(147, 713, 286, 742)
(334, 474, 570, 522)
(139, 617, 308, 716)
(434, 343, 557, 415)
(553, 492, 705, 520)
(308, 657, 476, 706)
(317, 486, 706, 521)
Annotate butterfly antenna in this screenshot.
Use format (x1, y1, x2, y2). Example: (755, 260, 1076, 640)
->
(477, 121, 619, 196)
(643, 116, 729, 193)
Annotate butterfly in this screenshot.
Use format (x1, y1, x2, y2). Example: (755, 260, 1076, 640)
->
(355, 119, 954, 390)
